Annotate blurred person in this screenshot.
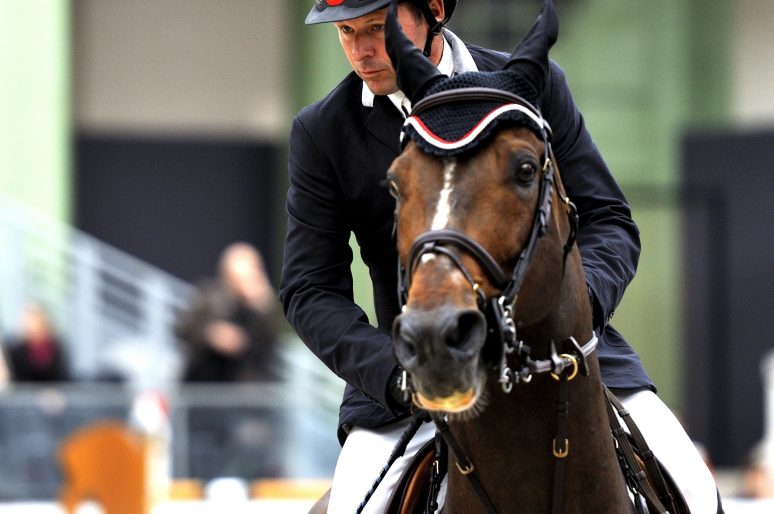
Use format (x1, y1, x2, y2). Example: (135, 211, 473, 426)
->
(175, 242, 280, 382)
(6, 302, 70, 382)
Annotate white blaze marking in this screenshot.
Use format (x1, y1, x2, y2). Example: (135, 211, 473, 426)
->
(431, 159, 456, 230)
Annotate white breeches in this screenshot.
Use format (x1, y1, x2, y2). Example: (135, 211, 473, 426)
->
(328, 419, 439, 514)
(327, 389, 719, 514)
(612, 389, 719, 513)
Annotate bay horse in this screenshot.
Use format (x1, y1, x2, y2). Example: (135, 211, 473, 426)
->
(384, 0, 670, 512)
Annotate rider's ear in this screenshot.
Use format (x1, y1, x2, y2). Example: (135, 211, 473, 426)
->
(429, 0, 445, 23)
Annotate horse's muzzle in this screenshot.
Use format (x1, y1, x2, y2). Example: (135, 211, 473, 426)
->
(393, 307, 487, 403)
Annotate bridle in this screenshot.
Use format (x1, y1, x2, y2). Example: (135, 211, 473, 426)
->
(396, 88, 584, 388)
(393, 88, 602, 514)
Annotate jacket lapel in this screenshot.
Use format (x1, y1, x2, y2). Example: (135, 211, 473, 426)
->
(365, 95, 404, 155)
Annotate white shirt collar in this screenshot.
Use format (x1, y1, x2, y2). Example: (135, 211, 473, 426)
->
(361, 28, 478, 116)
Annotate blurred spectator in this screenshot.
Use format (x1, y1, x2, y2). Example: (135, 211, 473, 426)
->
(6, 302, 70, 382)
(175, 242, 280, 382)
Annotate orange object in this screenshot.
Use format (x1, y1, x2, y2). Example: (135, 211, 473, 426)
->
(250, 478, 332, 500)
(59, 421, 148, 514)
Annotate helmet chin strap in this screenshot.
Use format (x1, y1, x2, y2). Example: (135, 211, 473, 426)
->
(413, 1, 444, 57)
(422, 25, 442, 57)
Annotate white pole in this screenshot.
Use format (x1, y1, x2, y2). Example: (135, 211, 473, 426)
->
(761, 351, 774, 475)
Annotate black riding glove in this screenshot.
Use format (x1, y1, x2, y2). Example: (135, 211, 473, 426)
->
(387, 365, 411, 411)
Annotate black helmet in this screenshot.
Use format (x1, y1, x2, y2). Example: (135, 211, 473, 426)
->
(305, 0, 456, 26)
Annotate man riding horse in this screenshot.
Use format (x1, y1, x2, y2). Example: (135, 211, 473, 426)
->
(279, 0, 722, 511)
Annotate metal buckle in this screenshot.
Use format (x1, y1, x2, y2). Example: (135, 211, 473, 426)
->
(552, 438, 569, 458)
(551, 354, 579, 381)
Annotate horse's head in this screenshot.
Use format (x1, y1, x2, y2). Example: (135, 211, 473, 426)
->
(387, 0, 576, 414)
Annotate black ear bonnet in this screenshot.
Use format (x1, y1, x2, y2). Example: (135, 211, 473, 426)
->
(400, 70, 547, 157)
(386, 0, 559, 157)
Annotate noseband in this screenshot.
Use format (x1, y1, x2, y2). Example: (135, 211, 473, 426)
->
(396, 89, 581, 388)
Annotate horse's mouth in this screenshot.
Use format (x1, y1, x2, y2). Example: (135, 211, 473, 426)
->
(413, 388, 477, 413)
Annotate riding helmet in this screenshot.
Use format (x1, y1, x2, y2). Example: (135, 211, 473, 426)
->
(305, 0, 457, 25)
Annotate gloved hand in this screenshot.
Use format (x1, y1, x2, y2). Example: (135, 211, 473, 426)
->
(387, 366, 433, 422)
(387, 365, 411, 410)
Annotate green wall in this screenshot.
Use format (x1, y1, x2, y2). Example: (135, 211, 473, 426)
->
(0, 0, 71, 220)
(551, 0, 729, 409)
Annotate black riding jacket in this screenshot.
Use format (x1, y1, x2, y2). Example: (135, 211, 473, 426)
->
(280, 42, 652, 443)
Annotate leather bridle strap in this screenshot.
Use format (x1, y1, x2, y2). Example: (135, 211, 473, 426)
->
(551, 371, 570, 514)
(400, 154, 557, 310)
(431, 413, 500, 514)
(604, 388, 677, 514)
(406, 229, 510, 292)
(501, 156, 555, 303)
(526, 335, 597, 377)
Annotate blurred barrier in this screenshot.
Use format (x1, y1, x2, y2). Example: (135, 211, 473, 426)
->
(0, 380, 341, 502)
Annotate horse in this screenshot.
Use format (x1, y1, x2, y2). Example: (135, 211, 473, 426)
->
(385, 0, 670, 512)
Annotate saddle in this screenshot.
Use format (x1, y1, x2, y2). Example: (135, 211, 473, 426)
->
(385, 439, 437, 514)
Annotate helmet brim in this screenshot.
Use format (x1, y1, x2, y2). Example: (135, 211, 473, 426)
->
(305, 0, 392, 25)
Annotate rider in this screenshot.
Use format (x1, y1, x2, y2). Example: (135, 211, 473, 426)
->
(280, 0, 722, 512)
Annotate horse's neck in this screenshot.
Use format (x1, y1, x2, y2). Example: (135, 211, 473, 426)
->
(443, 259, 633, 512)
(444, 359, 632, 513)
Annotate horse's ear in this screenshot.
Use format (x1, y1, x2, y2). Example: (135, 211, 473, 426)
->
(503, 0, 558, 94)
(385, 0, 443, 102)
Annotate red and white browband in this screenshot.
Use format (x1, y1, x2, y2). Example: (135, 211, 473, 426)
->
(401, 103, 550, 152)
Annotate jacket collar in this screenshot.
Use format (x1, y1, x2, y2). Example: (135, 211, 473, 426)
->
(361, 28, 479, 112)
(363, 29, 479, 153)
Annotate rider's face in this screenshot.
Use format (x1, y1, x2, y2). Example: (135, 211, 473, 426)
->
(334, 5, 429, 96)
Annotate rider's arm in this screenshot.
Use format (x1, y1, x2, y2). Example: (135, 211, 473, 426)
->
(279, 112, 408, 416)
(541, 61, 641, 329)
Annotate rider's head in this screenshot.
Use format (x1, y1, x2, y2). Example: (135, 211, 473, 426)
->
(305, 0, 457, 96)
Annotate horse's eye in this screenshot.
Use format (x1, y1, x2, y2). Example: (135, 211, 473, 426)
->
(513, 160, 538, 186)
(387, 178, 401, 199)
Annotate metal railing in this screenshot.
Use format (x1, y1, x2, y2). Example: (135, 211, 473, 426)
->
(0, 194, 346, 500)
(0, 194, 194, 385)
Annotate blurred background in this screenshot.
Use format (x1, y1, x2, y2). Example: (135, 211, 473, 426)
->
(1, 0, 773, 511)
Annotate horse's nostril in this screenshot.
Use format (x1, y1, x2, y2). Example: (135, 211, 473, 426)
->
(393, 317, 418, 364)
(445, 310, 486, 351)
(401, 339, 417, 358)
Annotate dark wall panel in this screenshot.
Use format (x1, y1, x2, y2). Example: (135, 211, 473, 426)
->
(75, 134, 281, 283)
(682, 128, 774, 467)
